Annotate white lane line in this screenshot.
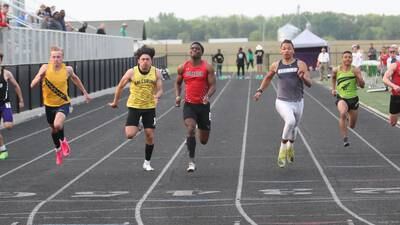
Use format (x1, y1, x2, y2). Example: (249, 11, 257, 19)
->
(269, 82, 374, 224)
(7, 104, 106, 145)
(304, 90, 400, 172)
(26, 104, 177, 225)
(314, 79, 399, 128)
(235, 77, 257, 225)
(248, 180, 318, 184)
(0, 112, 127, 179)
(135, 79, 232, 225)
(325, 165, 386, 168)
(0, 89, 175, 179)
(347, 219, 355, 225)
(298, 130, 375, 225)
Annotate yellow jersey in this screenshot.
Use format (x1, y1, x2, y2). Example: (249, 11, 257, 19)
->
(42, 63, 70, 107)
(126, 66, 157, 109)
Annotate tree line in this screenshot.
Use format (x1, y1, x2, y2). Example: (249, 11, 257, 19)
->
(145, 12, 400, 42)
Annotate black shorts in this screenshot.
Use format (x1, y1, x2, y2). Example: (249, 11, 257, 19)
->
(335, 96, 359, 111)
(126, 108, 156, 129)
(45, 104, 70, 124)
(390, 95, 400, 114)
(183, 102, 211, 131)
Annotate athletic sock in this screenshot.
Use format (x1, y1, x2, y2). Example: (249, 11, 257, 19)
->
(51, 132, 60, 149)
(145, 144, 154, 161)
(280, 142, 287, 151)
(186, 136, 196, 158)
(58, 129, 64, 142)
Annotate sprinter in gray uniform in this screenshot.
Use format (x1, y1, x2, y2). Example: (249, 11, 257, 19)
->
(254, 39, 312, 168)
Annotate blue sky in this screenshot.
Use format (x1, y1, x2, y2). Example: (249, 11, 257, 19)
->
(26, 0, 400, 21)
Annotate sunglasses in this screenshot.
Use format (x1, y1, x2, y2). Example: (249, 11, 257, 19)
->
(390, 51, 396, 53)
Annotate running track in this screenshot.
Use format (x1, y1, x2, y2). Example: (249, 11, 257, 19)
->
(0, 75, 399, 225)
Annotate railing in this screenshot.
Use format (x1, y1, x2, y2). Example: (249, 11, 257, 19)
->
(4, 55, 167, 113)
(0, 27, 138, 65)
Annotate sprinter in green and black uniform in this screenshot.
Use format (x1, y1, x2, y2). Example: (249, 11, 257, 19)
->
(331, 51, 365, 147)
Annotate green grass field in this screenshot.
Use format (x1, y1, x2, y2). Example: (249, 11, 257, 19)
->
(159, 40, 396, 117)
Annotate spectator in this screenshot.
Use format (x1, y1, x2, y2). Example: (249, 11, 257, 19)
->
(96, 23, 106, 35)
(368, 43, 377, 60)
(212, 49, 224, 79)
(120, 23, 127, 36)
(387, 46, 398, 68)
(317, 47, 330, 81)
(40, 15, 50, 29)
(78, 22, 88, 33)
(47, 11, 63, 30)
(37, 4, 47, 18)
(0, 3, 10, 28)
(247, 48, 254, 71)
(65, 22, 74, 32)
(236, 47, 247, 79)
(255, 44, 265, 77)
(50, 5, 56, 16)
(351, 44, 363, 68)
(58, 10, 66, 31)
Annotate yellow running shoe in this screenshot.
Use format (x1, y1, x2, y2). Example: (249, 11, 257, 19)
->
(0, 151, 9, 160)
(287, 145, 294, 163)
(277, 148, 287, 168)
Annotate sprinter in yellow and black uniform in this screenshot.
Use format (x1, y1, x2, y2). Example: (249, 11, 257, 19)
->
(31, 46, 91, 165)
(109, 46, 163, 171)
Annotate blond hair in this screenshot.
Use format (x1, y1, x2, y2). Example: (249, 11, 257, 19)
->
(50, 46, 63, 54)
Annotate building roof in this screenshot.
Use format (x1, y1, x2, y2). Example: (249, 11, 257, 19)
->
(292, 29, 328, 48)
(69, 20, 145, 40)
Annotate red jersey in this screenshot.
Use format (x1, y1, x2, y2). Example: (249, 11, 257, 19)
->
(182, 60, 209, 104)
(0, 12, 8, 27)
(380, 53, 389, 66)
(392, 62, 400, 96)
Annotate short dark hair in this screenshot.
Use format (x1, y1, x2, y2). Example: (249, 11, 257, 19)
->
(280, 39, 294, 48)
(2, 3, 9, 8)
(191, 41, 204, 53)
(343, 50, 352, 55)
(135, 46, 155, 59)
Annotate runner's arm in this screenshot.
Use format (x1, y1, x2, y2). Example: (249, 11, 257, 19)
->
(353, 67, 365, 88)
(383, 63, 400, 91)
(175, 64, 184, 106)
(154, 69, 163, 100)
(67, 66, 91, 103)
(204, 64, 216, 104)
(109, 68, 133, 108)
(30, 64, 47, 88)
(331, 67, 338, 96)
(298, 61, 312, 87)
(254, 62, 277, 101)
(5, 70, 24, 108)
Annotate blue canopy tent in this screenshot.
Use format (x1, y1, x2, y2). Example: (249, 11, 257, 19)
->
(292, 29, 328, 70)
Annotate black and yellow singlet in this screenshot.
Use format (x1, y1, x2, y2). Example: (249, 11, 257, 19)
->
(126, 66, 157, 109)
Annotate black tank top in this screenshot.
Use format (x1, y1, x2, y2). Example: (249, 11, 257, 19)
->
(0, 67, 10, 103)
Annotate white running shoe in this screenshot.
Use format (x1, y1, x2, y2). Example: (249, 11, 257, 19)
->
(142, 160, 154, 171)
(187, 162, 196, 172)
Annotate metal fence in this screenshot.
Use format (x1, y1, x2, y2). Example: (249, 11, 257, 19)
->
(0, 27, 139, 65)
(4, 55, 167, 113)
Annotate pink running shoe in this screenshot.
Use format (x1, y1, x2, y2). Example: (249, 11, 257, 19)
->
(60, 138, 71, 157)
(56, 148, 63, 165)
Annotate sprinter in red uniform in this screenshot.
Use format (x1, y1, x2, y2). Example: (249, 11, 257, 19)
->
(175, 42, 216, 172)
(383, 61, 400, 126)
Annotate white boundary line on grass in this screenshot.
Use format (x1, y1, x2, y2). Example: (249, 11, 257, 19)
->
(304, 90, 400, 172)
